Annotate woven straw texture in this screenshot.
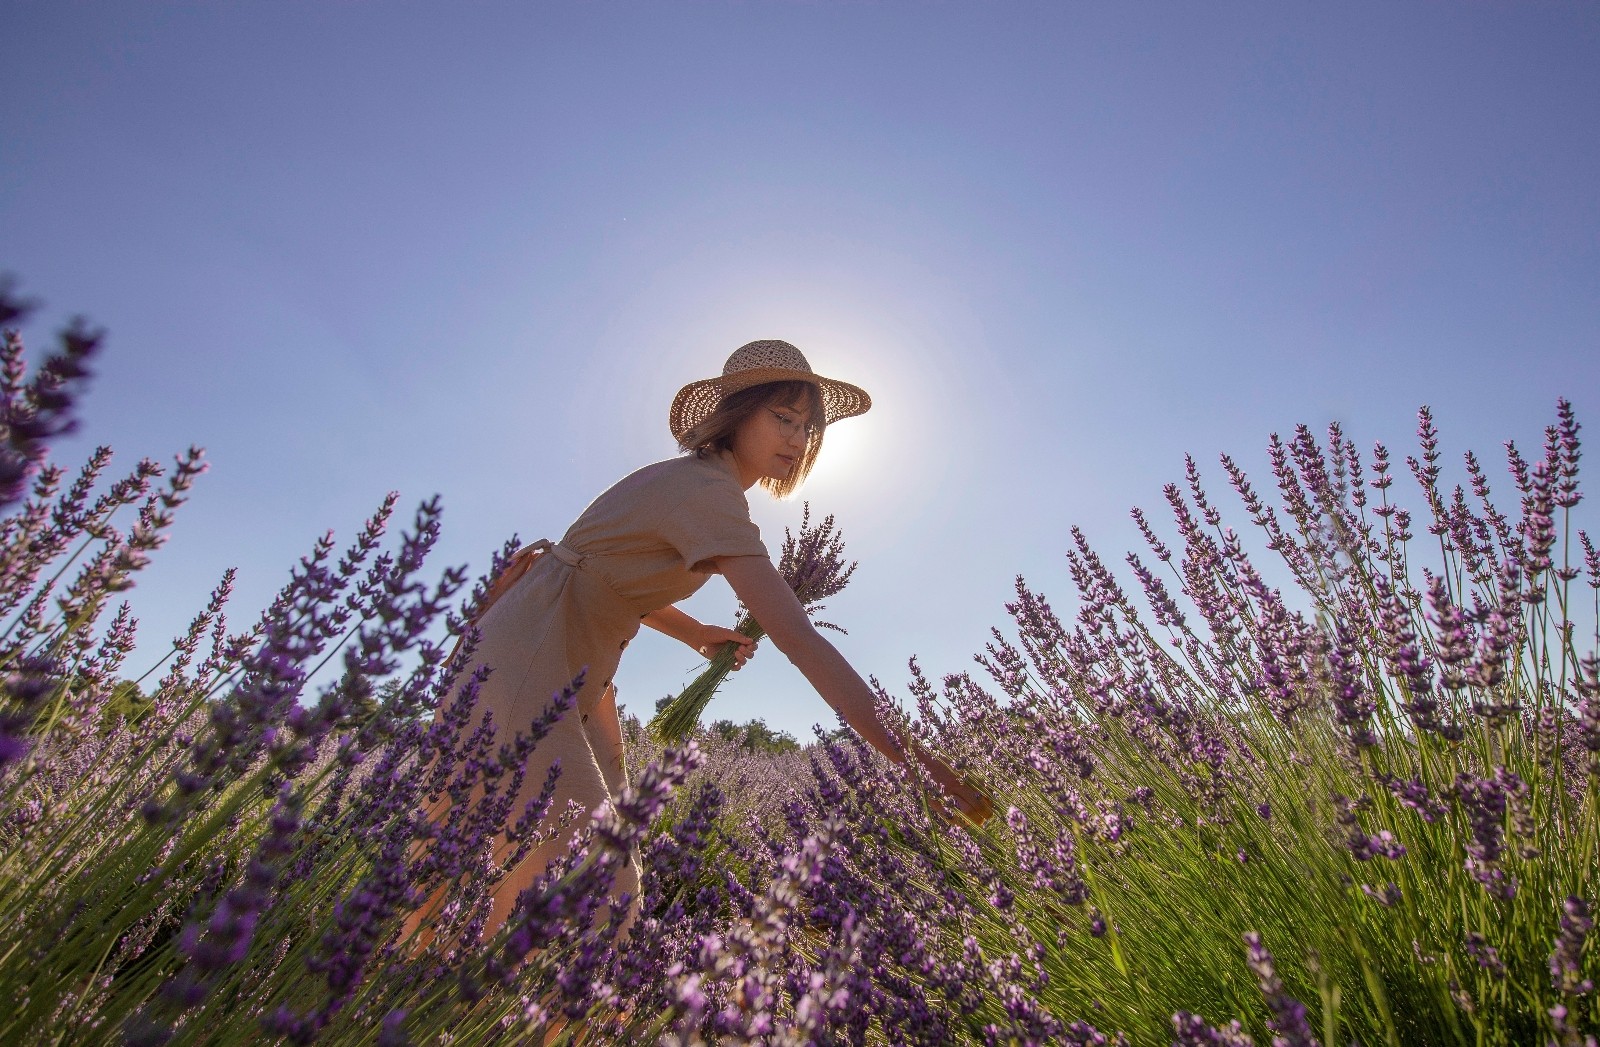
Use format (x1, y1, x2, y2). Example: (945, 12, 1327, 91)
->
(668, 340, 872, 440)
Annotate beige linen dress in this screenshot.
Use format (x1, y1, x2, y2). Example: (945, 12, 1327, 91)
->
(458, 452, 767, 930)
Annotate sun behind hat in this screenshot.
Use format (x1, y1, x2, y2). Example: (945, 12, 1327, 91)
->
(668, 340, 872, 441)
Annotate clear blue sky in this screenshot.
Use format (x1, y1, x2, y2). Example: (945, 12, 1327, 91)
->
(4, 2, 1597, 738)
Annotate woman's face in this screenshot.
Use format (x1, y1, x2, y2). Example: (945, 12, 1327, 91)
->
(729, 396, 816, 484)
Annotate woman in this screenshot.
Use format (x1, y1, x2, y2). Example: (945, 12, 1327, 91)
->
(417, 340, 989, 941)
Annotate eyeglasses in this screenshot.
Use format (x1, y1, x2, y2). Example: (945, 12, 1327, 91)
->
(767, 408, 820, 441)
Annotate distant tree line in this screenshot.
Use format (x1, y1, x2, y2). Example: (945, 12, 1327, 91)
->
(648, 695, 802, 754)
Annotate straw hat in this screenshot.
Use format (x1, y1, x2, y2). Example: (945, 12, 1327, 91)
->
(668, 340, 872, 441)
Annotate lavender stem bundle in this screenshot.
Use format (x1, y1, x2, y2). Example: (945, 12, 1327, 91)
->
(649, 504, 855, 742)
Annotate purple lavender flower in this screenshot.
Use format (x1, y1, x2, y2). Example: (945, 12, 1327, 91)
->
(162, 785, 304, 1012)
(1243, 932, 1319, 1047)
(1469, 578, 1520, 689)
(1132, 505, 1174, 561)
(1579, 530, 1599, 590)
(1360, 883, 1402, 907)
(1464, 931, 1507, 979)
(1574, 654, 1600, 768)
(1451, 770, 1525, 899)
(0, 289, 102, 508)
(1127, 551, 1187, 632)
(1173, 1011, 1256, 1046)
(594, 740, 707, 853)
(1425, 573, 1476, 691)
(1345, 827, 1406, 862)
(1326, 621, 1376, 746)
(1547, 1003, 1598, 1047)
(0, 653, 60, 768)
(1524, 461, 1559, 581)
(1373, 576, 1463, 741)
(1551, 399, 1582, 509)
(1006, 806, 1089, 905)
(978, 626, 1033, 700)
(1382, 775, 1447, 823)
(1334, 794, 1407, 862)
(1061, 1019, 1112, 1045)
(296, 828, 417, 1027)
(376, 1009, 410, 1047)
(1550, 896, 1595, 996)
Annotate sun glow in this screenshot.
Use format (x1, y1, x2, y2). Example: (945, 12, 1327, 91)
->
(775, 325, 978, 555)
(582, 255, 994, 554)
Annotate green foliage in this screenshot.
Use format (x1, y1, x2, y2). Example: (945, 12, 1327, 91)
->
(709, 717, 801, 754)
(644, 698, 801, 754)
(102, 678, 150, 725)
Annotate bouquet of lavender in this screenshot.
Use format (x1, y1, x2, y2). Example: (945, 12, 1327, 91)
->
(649, 504, 855, 742)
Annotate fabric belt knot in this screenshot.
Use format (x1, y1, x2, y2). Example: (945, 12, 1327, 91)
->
(470, 539, 587, 625)
(529, 538, 585, 569)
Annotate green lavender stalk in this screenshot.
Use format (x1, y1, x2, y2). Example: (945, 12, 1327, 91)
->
(648, 612, 766, 742)
(649, 504, 854, 742)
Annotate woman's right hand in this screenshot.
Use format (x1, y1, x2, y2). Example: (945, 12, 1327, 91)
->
(690, 623, 758, 670)
(641, 607, 758, 669)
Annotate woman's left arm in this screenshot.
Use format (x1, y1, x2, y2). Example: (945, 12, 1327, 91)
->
(716, 554, 991, 821)
(642, 606, 757, 667)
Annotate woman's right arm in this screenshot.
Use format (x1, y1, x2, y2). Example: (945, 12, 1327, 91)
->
(715, 554, 990, 820)
(641, 605, 757, 667)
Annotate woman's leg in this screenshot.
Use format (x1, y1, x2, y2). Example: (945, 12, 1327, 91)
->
(404, 686, 639, 952)
(582, 683, 642, 936)
(485, 704, 616, 937)
(588, 683, 628, 795)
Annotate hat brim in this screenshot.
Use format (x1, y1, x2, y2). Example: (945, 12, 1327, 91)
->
(669, 367, 871, 442)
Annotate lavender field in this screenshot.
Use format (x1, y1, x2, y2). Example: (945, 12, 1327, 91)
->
(2, 284, 1597, 1046)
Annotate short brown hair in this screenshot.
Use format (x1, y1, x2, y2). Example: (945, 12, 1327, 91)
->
(676, 380, 825, 499)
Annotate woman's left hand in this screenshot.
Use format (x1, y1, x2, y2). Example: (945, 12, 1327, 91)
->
(921, 753, 994, 827)
(691, 625, 758, 669)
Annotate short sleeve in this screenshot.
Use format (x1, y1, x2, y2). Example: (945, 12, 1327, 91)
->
(658, 474, 768, 572)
